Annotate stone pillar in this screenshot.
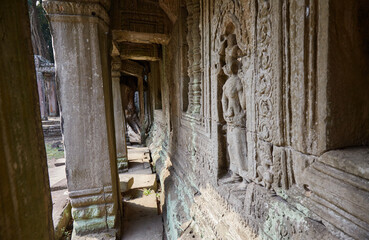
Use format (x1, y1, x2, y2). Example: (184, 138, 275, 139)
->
(138, 76, 145, 143)
(120, 83, 132, 146)
(36, 69, 48, 120)
(44, 0, 122, 237)
(0, 1, 53, 239)
(45, 73, 59, 117)
(112, 59, 128, 172)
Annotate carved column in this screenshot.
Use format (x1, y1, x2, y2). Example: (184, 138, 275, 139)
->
(186, 0, 202, 115)
(186, 0, 194, 113)
(190, 0, 202, 115)
(44, 0, 122, 237)
(112, 59, 128, 172)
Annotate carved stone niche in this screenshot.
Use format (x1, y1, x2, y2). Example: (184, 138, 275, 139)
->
(212, 0, 255, 184)
(216, 22, 250, 188)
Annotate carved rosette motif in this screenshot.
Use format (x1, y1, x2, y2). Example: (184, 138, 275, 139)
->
(256, 0, 272, 142)
(253, 0, 276, 190)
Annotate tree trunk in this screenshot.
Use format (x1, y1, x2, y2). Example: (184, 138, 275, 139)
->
(28, 0, 49, 60)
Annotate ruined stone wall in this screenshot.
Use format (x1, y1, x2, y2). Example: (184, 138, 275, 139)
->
(149, 0, 369, 239)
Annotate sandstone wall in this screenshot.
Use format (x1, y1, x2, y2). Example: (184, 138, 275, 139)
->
(148, 0, 369, 239)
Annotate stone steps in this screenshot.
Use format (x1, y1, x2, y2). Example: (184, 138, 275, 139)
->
(42, 117, 62, 140)
(120, 146, 163, 240)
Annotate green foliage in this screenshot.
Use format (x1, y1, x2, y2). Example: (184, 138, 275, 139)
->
(36, 3, 54, 61)
(45, 142, 64, 160)
(27, 0, 54, 61)
(143, 188, 153, 196)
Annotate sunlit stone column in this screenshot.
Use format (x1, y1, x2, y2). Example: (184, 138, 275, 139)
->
(112, 59, 128, 172)
(44, 0, 122, 237)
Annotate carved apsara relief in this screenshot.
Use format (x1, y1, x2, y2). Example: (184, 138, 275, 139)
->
(219, 29, 249, 188)
(212, 0, 256, 187)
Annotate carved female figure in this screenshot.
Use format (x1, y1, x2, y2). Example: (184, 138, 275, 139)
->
(221, 34, 248, 189)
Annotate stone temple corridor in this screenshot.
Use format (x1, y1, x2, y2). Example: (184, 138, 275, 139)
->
(1, 0, 369, 240)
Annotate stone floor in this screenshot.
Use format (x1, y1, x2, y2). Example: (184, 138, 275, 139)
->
(120, 146, 163, 240)
(48, 157, 71, 239)
(47, 144, 163, 239)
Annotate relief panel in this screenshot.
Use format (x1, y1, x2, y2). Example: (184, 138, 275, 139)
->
(211, 0, 256, 184)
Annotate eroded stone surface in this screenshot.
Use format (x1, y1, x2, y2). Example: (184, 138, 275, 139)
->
(9, 0, 365, 239)
(44, 0, 122, 236)
(145, 0, 369, 239)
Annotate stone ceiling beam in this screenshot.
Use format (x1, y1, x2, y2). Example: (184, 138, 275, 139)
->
(120, 60, 144, 78)
(119, 42, 161, 61)
(113, 30, 170, 45)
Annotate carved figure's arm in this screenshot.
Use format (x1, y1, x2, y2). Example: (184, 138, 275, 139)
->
(222, 89, 228, 117)
(239, 83, 246, 110)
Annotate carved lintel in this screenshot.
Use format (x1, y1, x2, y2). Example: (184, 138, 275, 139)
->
(119, 42, 160, 61)
(43, 0, 110, 25)
(113, 30, 171, 45)
(120, 60, 144, 78)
